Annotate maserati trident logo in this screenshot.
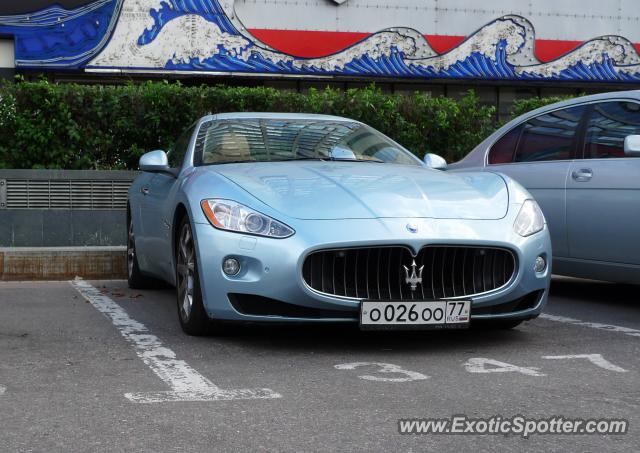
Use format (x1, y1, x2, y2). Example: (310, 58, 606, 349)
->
(406, 222, 418, 234)
(403, 260, 424, 291)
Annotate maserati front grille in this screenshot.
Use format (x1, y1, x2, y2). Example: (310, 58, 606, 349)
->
(301, 246, 517, 301)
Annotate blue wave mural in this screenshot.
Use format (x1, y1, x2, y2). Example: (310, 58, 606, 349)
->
(3, 0, 640, 83)
(138, 0, 236, 46)
(0, 0, 119, 68)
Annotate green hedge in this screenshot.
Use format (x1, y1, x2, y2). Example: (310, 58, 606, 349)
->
(510, 95, 576, 117)
(0, 80, 574, 170)
(0, 80, 500, 169)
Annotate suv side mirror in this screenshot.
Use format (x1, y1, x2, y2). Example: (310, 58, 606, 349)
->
(624, 135, 640, 157)
(139, 150, 177, 177)
(423, 153, 448, 170)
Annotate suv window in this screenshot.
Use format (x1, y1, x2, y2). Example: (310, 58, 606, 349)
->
(514, 106, 585, 162)
(583, 101, 640, 159)
(168, 125, 195, 168)
(488, 125, 522, 164)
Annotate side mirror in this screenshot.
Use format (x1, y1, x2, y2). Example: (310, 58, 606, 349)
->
(423, 153, 448, 170)
(624, 135, 640, 157)
(139, 150, 177, 177)
(329, 147, 357, 160)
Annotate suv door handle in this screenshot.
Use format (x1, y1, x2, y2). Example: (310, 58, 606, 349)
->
(141, 187, 150, 195)
(571, 168, 593, 182)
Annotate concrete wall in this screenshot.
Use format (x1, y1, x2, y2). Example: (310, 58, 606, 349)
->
(0, 246, 127, 280)
(0, 170, 137, 247)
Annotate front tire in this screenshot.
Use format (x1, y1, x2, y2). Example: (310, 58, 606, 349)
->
(176, 217, 209, 336)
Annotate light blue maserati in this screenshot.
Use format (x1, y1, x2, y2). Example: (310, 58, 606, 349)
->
(127, 113, 551, 335)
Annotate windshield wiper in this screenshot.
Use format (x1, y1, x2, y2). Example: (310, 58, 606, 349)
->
(270, 157, 328, 162)
(205, 157, 326, 165)
(206, 157, 386, 165)
(284, 157, 386, 163)
(330, 158, 385, 163)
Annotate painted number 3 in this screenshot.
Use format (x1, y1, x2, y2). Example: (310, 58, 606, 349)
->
(334, 362, 429, 382)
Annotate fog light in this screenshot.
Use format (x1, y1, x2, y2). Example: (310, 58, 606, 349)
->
(534, 256, 547, 273)
(223, 258, 241, 276)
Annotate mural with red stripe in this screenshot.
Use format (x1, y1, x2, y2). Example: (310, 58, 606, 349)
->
(2, 0, 640, 82)
(249, 30, 593, 63)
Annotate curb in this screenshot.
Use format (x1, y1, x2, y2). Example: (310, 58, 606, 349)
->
(0, 247, 127, 281)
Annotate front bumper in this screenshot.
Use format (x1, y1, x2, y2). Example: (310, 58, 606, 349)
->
(192, 216, 551, 324)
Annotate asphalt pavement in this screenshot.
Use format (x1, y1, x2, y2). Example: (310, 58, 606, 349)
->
(1, 277, 639, 452)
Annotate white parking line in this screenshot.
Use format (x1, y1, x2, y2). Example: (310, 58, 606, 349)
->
(0, 384, 5, 395)
(540, 313, 640, 338)
(541, 354, 628, 373)
(70, 280, 281, 403)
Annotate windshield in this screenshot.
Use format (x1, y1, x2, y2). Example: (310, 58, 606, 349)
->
(195, 119, 421, 166)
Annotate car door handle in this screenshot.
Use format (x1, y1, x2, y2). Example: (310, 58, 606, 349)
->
(571, 168, 593, 182)
(141, 187, 150, 195)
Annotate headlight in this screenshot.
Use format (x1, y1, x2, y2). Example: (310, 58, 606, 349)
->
(513, 199, 545, 237)
(201, 199, 294, 238)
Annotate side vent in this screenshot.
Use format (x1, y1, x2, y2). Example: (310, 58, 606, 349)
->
(2, 179, 132, 210)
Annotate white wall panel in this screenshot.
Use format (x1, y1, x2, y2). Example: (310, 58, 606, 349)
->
(0, 39, 14, 68)
(234, 0, 640, 41)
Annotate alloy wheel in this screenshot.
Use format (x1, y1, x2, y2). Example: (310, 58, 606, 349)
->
(177, 223, 195, 322)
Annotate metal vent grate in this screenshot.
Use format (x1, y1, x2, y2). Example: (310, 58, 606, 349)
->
(3, 179, 132, 210)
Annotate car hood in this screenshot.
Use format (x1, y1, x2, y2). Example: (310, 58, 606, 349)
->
(208, 162, 508, 220)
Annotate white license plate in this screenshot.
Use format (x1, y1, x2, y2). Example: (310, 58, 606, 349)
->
(360, 300, 470, 330)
